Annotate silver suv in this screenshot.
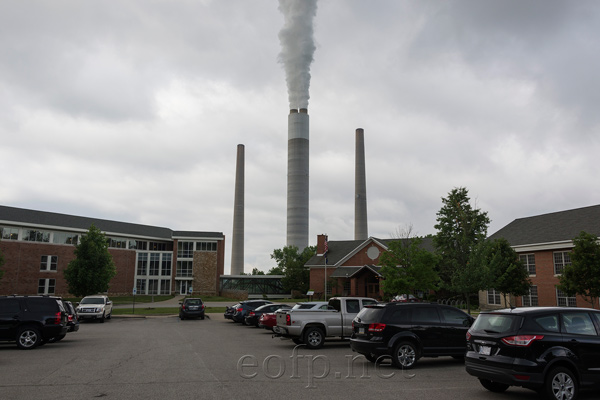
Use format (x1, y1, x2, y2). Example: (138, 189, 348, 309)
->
(76, 295, 113, 323)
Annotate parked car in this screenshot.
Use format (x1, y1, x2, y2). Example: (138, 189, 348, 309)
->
(258, 312, 278, 331)
(274, 297, 378, 349)
(245, 304, 290, 327)
(291, 301, 329, 310)
(0, 295, 69, 349)
(224, 303, 240, 320)
(392, 294, 421, 303)
(465, 306, 600, 400)
(350, 302, 474, 368)
(48, 300, 79, 343)
(179, 298, 205, 320)
(76, 295, 113, 323)
(232, 300, 272, 325)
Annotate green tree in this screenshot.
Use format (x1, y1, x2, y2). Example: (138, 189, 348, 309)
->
(251, 267, 265, 275)
(379, 237, 439, 301)
(270, 245, 316, 294)
(558, 231, 600, 309)
(486, 238, 531, 307)
(64, 224, 116, 297)
(452, 240, 493, 313)
(434, 187, 490, 290)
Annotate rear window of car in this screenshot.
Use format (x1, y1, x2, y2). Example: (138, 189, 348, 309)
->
(471, 313, 521, 334)
(25, 298, 60, 313)
(355, 306, 386, 323)
(185, 299, 202, 306)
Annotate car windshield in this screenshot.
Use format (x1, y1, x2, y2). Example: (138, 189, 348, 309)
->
(185, 299, 202, 305)
(471, 313, 522, 334)
(81, 298, 105, 305)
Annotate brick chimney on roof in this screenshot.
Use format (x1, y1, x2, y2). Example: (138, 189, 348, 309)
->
(317, 234, 328, 256)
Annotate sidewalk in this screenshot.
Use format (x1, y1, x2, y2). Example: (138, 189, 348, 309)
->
(113, 295, 235, 309)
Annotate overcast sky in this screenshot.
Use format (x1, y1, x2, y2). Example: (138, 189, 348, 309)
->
(2, 1, 599, 274)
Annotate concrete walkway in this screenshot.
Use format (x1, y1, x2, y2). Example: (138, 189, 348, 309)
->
(112, 295, 235, 309)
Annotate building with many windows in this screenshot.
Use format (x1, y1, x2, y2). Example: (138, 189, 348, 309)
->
(481, 204, 600, 309)
(0, 205, 225, 297)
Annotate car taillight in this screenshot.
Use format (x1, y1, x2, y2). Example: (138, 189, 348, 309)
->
(68, 314, 74, 322)
(501, 335, 544, 347)
(368, 323, 386, 332)
(249, 311, 255, 317)
(237, 307, 243, 312)
(466, 331, 471, 341)
(53, 312, 62, 325)
(182, 304, 186, 310)
(286, 314, 291, 326)
(201, 305, 205, 310)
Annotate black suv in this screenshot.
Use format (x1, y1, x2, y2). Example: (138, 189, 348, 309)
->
(350, 302, 474, 369)
(465, 307, 600, 400)
(0, 295, 69, 349)
(231, 300, 272, 325)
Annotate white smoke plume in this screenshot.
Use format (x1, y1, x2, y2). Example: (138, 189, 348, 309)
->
(278, 0, 318, 110)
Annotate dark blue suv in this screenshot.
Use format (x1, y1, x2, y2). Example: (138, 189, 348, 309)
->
(465, 307, 600, 400)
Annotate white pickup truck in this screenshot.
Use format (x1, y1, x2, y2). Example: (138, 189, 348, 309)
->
(273, 297, 378, 349)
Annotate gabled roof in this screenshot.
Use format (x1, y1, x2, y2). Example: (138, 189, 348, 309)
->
(305, 236, 434, 267)
(329, 265, 382, 278)
(489, 204, 600, 246)
(0, 205, 223, 241)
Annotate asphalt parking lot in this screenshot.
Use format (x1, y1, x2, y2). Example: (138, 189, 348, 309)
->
(0, 314, 597, 400)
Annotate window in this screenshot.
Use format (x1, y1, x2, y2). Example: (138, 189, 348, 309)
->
(137, 253, 148, 276)
(520, 254, 536, 275)
(343, 280, 351, 295)
(562, 312, 597, 336)
(52, 231, 79, 245)
(534, 315, 559, 332)
(441, 307, 470, 326)
(148, 279, 159, 295)
(136, 279, 146, 294)
(161, 254, 172, 276)
(132, 240, 147, 250)
(557, 288, 577, 307)
(1, 226, 19, 240)
(149, 253, 160, 275)
(178, 242, 194, 258)
(108, 237, 127, 249)
(23, 229, 50, 242)
(149, 242, 172, 251)
(196, 241, 217, 252)
(176, 261, 193, 277)
(522, 286, 539, 307)
(487, 289, 501, 305)
(38, 279, 55, 295)
(40, 255, 58, 271)
(346, 299, 360, 313)
(411, 307, 440, 324)
(160, 279, 171, 295)
(554, 251, 571, 275)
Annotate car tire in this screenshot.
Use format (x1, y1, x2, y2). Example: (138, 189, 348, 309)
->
(100, 312, 105, 323)
(200, 315, 205, 320)
(479, 379, 509, 393)
(303, 327, 325, 349)
(16, 326, 41, 350)
(392, 341, 418, 369)
(544, 367, 578, 400)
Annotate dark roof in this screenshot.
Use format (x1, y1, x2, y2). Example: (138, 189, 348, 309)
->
(489, 204, 600, 246)
(306, 236, 434, 267)
(0, 205, 223, 240)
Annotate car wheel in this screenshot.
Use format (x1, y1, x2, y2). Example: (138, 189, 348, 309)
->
(107, 312, 111, 320)
(392, 341, 418, 369)
(99, 312, 105, 323)
(16, 326, 41, 350)
(303, 327, 325, 349)
(479, 379, 509, 393)
(544, 367, 578, 400)
(200, 315, 205, 320)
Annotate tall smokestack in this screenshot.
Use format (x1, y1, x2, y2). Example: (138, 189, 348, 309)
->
(230, 144, 244, 275)
(287, 108, 309, 250)
(278, 1, 317, 251)
(355, 128, 368, 240)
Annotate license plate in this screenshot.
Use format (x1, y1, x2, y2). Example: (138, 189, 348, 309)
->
(479, 345, 491, 356)
(189, 306, 198, 310)
(358, 328, 365, 335)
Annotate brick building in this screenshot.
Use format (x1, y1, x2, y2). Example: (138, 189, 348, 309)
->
(305, 234, 434, 300)
(480, 204, 600, 310)
(0, 205, 225, 297)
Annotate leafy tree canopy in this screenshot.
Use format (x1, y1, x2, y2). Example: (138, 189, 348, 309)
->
(486, 238, 531, 305)
(270, 245, 315, 294)
(379, 237, 439, 301)
(251, 267, 265, 275)
(63, 224, 116, 297)
(558, 231, 600, 308)
(434, 187, 490, 288)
